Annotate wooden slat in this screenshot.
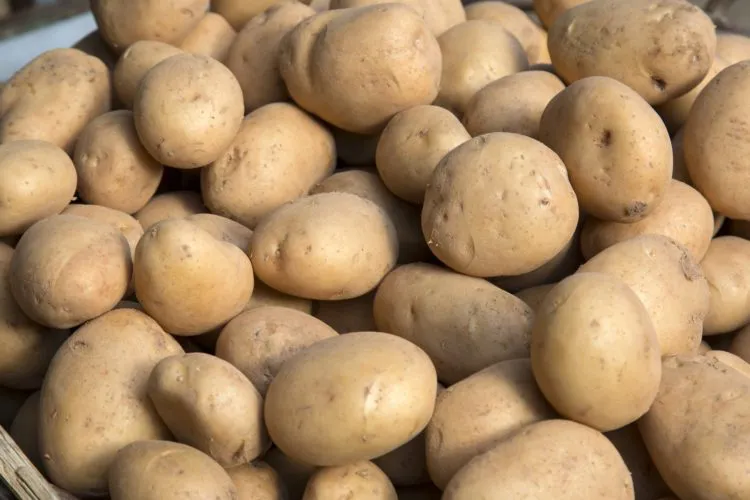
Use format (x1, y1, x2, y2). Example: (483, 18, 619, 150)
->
(0, 426, 60, 500)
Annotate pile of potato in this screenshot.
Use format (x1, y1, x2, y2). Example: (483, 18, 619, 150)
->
(2, 0, 750, 498)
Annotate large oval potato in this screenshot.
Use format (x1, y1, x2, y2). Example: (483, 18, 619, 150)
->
(179, 12, 236, 61)
(112, 41, 184, 109)
(227, 462, 287, 500)
(303, 461, 397, 500)
(700, 236, 750, 335)
(135, 191, 207, 231)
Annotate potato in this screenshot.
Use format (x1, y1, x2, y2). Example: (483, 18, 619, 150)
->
(227, 462, 288, 500)
(112, 41, 184, 109)
(184, 213, 252, 251)
(442, 419, 634, 499)
(426, 359, 555, 489)
(62, 205, 144, 258)
(314, 292, 377, 334)
(134, 219, 254, 335)
(0, 140, 76, 237)
(462, 71, 565, 138)
(514, 284, 555, 313)
(0, 48, 111, 153)
(263, 447, 318, 500)
(435, 20, 528, 115)
(539, 77, 672, 222)
(580, 180, 714, 261)
(265, 331, 437, 466)
(135, 191, 207, 230)
(250, 192, 398, 300)
(329, 0, 465, 36)
(10, 392, 42, 471)
(375, 105, 470, 204)
(422, 132, 579, 277)
(705, 350, 750, 379)
(279, 4, 442, 134)
(699, 236, 750, 335)
(373, 263, 533, 384)
(10, 215, 132, 329)
(334, 127, 381, 167)
(605, 424, 671, 500)
(303, 461, 397, 500)
(730, 324, 750, 363)
(134, 54, 244, 169)
(108, 440, 237, 500)
(716, 32, 750, 65)
(532, 0, 589, 28)
(91, 0, 209, 52)
(225, 2, 315, 112)
(179, 12, 236, 61)
(548, 0, 716, 105)
(212, 0, 285, 30)
(40, 309, 183, 495)
(202, 102, 336, 228)
(74, 110, 164, 214)
(148, 353, 268, 467)
(216, 306, 338, 395)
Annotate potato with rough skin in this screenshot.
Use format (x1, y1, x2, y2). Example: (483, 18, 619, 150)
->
(532, 0, 589, 28)
(227, 462, 288, 500)
(135, 191, 207, 230)
(422, 133, 579, 277)
(113, 41, 184, 109)
(514, 284, 555, 313)
(179, 12, 236, 61)
(699, 236, 750, 335)
(716, 32, 750, 65)
(303, 461, 397, 500)
(10, 392, 43, 471)
(0, 141, 77, 237)
(329, 0, 465, 36)
(539, 77, 672, 222)
(315, 292, 377, 334)
(184, 213, 252, 251)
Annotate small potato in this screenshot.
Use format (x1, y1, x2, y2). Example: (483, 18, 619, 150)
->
(605, 424, 671, 500)
(265, 332, 437, 466)
(716, 32, 750, 65)
(212, 0, 285, 30)
(0, 48, 111, 153)
(532, 0, 589, 28)
(373, 263, 533, 384)
(135, 191, 207, 230)
(202, 102, 336, 228)
(442, 420, 634, 500)
(184, 213, 252, 251)
(435, 20, 528, 115)
(0, 140, 76, 237)
(463, 71, 565, 138)
(303, 461, 397, 500)
(250, 192, 398, 300)
(422, 133, 579, 277)
(10, 392, 42, 471)
(216, 306, 338, 395)
(705, 350, 750, 379)
(10, 215, 132, 329)
(548, 0, 716, 105)
(514, 284, 555, 313)
(730, 324, 750, 363)
(62, 205, 144, 258)
(134, 54, 244, 169)
(227, 462, 288, 500)
(375, 105, 471, 204)
(315, 292, 377, 334)
(263, 447, 318, 500)
(134, 219, 254, 335)
(179, 12, 236, 61)
(113, 41, 184, 109)
(700, 237, 750, 335)
(108, 441, 237, 500)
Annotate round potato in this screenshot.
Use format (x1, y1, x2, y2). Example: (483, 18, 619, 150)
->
(329, 0, 465, 36)
(514, 284, 555, 313)
(263, 447, 318, 500)
(605, 424, 672, 500)
(705, 350, 750, 379)
(227, 462, 287, 500)
(184, 213, 252, 251)
(265, 331, 437, 466)
(716, 32, 750, 65)
(134, 53, 244, 169)
(250, 192, 398, 300)
(40, 309, 183, 496)
(730, 324, 750, 363)
(700, 236, 750, 335)
(112, 41, 184, 109)
(303, 461, 397, 500)
(0, 140, 76, 237)
(135, 191, 207, 230)
(375, 105, 470, 205)
(179, 12, 236, 61)
(532, 0, 589, 28)
(10, 392, 43, 471)
(202, 102, 336, 228)
(62, 205, 144, 258)
(422, 132, 579, 277)
(314, 292, 377, 334)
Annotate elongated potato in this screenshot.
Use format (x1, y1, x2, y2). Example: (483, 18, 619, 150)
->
(303, 461, 397, 500)
(112, 41, 184, 109)
(700, 237, 750, 335)
(179, 12, 236, 61)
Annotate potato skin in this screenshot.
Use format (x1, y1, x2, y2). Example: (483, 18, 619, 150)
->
(113, 41, 184, 109)
(179, 12, 236, 61)
(61, 205, 143, 258)
(716, 32, 750, 65)
(135, 191, 207, 230)
(40, 309, 183, 496)
(184, 213, 252, 251)
(212, 0, 284, 30)
(303, 461, 397, 500)
(532, 0, 589, 28)
(227, 461, 288, 500)
(705, 350, 750, 379)
(265, 332, 437, 466)
(700, 237, 750, 335)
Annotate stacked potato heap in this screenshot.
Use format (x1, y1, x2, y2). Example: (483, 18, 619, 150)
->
(1, 0, 750, 498)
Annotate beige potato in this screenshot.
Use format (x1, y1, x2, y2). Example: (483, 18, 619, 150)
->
(532, 0, 589, 28)
(134, 53, 244, 168)
(62, 205, 144, 258)
(265, 332, 437, 466)
(373, 263, 534, 384)
(375, 105, 470, 204)
(112, 41, 184, 109)
(10, 391, 43, 471)
(212, 0, 286, 30)
(202, 102, 336, 228)
(0, 140, 76, 237)
(108, 440, 237, 500)
(730, 324, 750, 363)
(135, 191, 207, 230)
(263, 448, 318, 500)
(442, 420, 634, 499)
(716, 32, 750, 65)
(279, 4, 442, 134)
(463, 71, 565, 138)
(0, 48, 111, 153)
(303, 461, 397, 500)
(705, 350, 750, 379)
(514, 284, 555, 313)
(548, 0, 716, 105)
(422, 132, 579, 277)
(179, 12, 236, 61)
(314, 292, 377, 334)
(700, 236, 750, 335)
(227, 462, 288, 500)
(40, 309, 183, 496)
(184, 213, 252, 251)
(605, 424, 672, 500)
(329, 0, 465, 36)
(435, 20, 528, 115)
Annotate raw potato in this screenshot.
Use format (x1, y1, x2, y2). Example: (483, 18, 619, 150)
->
(442, 420, 634, 499)
(179, 12, 236, 61)
(329, 0, 465, 36)
(422, 132, 579, 277)
(264, 332, 437, 466)
(314, 292, 377, 334)
(373, 263, 534, 384)
(426, 359, 555, 489)
(531, 272, 661, 431)
(108, 441, 237, 500)
(184, 213, 253, 251)
(250, 192, 398, 300)
(699, 236, 750, 335)
(227, 462, 288, 500)
(302, 461, 397, 500)
(580, 180, 714, 261)
(375, 105, 471, 204)
(202, 102, 336, 228)
(435, 20, 528, 115)
(730, 324, 750, 363)
(212, 0, 285, 30)
(548, 0, 716, 105)
(533, 0, 590, 28)
(579, 235, 710, 357)
(0, 48, 111, 152)
(112, 41, 184, 109)
(134, 219, 254, 335)
(10, 215, 132, 329)
(279, 4, 442, 134)
(62, 205, 144, 258)
(716, 32, 750, 65)
(462, 71, 565, 138)
(705, 350, 750, 378)
(134, 53, 244, 168)
(10, 392, 43, 471)
(0, 140, 77, 237)
(514, 284, 555, 313)
(216, 306, 338, 395)
(263, 447, 318, 500)
(40, 309, 183, 496)
(605, 424, 672, 500)
(135, 191, 207, 230)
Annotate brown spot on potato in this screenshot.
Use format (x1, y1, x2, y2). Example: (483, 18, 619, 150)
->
(624, 201, 647, 218)
(597, 129, 612, 147)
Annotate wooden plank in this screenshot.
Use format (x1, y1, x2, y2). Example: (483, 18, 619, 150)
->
(0, 426, 60, 500)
